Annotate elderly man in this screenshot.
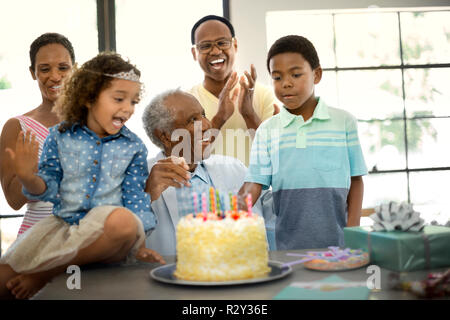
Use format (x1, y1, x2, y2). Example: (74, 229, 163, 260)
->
(142, 89, 275, 255)
(189, 15, 279, 166)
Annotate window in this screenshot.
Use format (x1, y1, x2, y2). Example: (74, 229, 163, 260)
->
(0, 0, 223, 254)
(266, 7, 450, 224)
(0, 0, 98, 254)
(115, 0, 223, 158)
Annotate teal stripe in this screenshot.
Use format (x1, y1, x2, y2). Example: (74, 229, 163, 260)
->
(249, 147, 352, 191)
(308, 138, 346, 143)
(307, 130, 346, 135)
(280, 133, 297, 139)
(278, 139, 297, 147)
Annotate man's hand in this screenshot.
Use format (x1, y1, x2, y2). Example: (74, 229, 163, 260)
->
(238, 64, 256, 116)
(211, 72, 239, 130)
(145, 156, 191, 202)
(238, 65, 261, 130)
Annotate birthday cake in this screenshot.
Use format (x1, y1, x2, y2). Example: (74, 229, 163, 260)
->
(174, 210, 271, 281)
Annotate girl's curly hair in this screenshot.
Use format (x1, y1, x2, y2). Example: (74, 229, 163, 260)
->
(53, 52, 141, 132)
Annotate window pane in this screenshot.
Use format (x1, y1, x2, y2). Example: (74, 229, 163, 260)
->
(0, 0, 98, 249)
(316, 71, 338, 107)
(0, 217, 22, 256)
(337, 70, 403, 120)
(266, 12, 335, 68)
(359, 120, 406, 172)
(335, 12, 400, 67)
(409, 171, 450, 224)
(407, 118, 450, 169)
(115, 0, 222, 158)
(404, 68, 450, 117)
(401, 11, 450, 64)
(0, 0, 98, 132)
(362, 172, 408, 208)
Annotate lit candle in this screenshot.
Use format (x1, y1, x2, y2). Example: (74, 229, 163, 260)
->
(192, 192, 197, 217)
(246, 193, 252, 216)
(202, 192, 207, 220)
(210, 187, 216, 214)
(220, 195, 226, 219)
(216, 189, 221, 216)
(232, 195, 237, 213)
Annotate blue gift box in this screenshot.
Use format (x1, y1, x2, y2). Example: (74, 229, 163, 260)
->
(344, 225, 450, 272)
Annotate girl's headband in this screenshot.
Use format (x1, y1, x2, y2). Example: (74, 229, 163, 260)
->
(104, 69, 140, 83)
(84, 68, 141, 83)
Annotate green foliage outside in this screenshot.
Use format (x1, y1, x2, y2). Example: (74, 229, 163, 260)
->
(0, 76, 11, 89)
(0, 53, 12, 89)
(370, 12, 440, 155)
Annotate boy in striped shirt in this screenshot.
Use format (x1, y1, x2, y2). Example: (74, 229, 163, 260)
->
(238, 35, 367, 250)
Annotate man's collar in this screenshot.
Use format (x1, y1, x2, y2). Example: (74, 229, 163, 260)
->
(280, 97, 330, 128)
(190, 161, 209, 184)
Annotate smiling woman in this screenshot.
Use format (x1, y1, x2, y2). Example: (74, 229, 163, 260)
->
(0, 33, 76, 238)
(0, 0, 99, 255)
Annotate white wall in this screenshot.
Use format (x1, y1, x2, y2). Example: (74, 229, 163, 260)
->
(229, 0, 450, 85)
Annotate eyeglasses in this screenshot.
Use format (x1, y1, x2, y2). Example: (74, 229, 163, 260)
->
(193, 38, 234, 54)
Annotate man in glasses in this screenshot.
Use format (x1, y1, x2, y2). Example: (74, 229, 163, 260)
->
(189, 15, 279, 167)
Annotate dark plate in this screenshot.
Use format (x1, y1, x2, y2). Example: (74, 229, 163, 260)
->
(150, 261, 292, 286)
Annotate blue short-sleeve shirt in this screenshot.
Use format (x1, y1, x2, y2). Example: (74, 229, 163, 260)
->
(245, 98, 367, 250)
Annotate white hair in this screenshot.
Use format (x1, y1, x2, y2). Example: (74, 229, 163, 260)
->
(142, 88, 186, 150)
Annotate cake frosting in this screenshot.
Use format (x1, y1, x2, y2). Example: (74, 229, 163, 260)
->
(174, 211, 271, 281)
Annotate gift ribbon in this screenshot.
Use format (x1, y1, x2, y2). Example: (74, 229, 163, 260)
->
(421, 233, 431, 270)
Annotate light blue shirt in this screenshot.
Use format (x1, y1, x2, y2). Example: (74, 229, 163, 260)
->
(176, 162, 215, 217)
(23, 123, 156, 231)
(246, 98, 367, 250)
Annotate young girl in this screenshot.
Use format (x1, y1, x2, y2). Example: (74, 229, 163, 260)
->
(0, 52, 165, 300)
(0, 33, 75, 235)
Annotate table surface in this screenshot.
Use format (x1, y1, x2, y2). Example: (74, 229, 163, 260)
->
(33, 250, 448, 300)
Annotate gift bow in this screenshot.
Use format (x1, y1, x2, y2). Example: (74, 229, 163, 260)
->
(370, 201, 425, 232)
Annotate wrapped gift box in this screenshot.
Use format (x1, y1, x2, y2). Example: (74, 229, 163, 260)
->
(344, 225, 450, 272)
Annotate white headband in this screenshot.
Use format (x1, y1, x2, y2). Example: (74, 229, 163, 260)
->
(104, 69, 140, 83)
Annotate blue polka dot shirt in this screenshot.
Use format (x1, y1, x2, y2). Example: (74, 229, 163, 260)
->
(22, 123, 157, 231)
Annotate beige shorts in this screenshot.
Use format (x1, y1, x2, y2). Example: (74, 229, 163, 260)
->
(0, 205, 145, 273)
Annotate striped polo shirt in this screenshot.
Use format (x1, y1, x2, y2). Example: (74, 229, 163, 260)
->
(245, 98, 367, 250)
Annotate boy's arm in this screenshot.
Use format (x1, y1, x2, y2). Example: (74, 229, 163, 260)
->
(347, 176, 364, 227)
(237, 182, 263, 210)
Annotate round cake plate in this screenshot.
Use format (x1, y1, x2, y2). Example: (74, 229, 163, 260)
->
(150, 261, 292, 286)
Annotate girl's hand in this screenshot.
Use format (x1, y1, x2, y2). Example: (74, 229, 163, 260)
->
(5, 130, 39, 181)
(135, 247, 166, 264)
